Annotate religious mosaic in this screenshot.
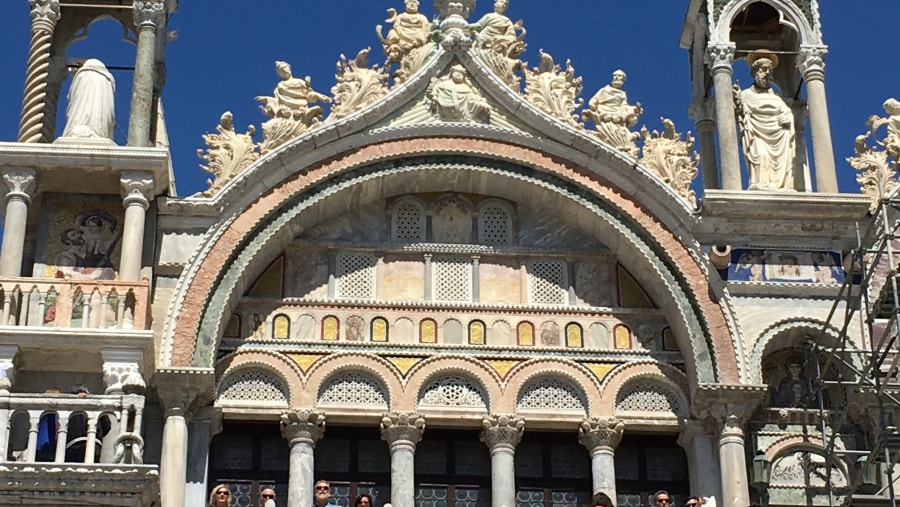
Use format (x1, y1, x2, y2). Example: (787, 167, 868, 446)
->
(726, 249, 844, 284)
(38, 195, 124, 280)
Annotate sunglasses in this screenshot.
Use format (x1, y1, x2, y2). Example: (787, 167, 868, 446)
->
(216, 491, 230, 496)
(262, 494, 276, 499)
(316, 487, 330, 491)
(657, 500, 672, 504)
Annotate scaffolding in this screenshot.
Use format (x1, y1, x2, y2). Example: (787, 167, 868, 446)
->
(809, 196, 900, 507)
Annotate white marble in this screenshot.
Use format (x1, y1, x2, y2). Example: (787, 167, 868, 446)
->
(60, 59, 116, 142)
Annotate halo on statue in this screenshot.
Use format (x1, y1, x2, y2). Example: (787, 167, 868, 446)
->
(746, 49, 779, 70)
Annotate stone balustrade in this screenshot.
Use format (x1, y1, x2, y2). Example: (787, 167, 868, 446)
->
(0, 392, 145, 465)
(0, 278, 150, 330)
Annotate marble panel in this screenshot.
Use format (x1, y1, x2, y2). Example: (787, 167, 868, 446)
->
(574, 259, 614, 307)
(380, 254, 425, 301)
(288, 253, 329, 299)
(479, 257, 521, 304)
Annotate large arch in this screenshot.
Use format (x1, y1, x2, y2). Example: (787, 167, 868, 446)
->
(713, 0, 819, 46)
(161, 137, 740, 390)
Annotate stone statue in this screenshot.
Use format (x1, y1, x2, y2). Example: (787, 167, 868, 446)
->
(60, 59, 116, 142)
(734, 51, 796, 191)
(256, 61, 330, 124)
(582, 70, 642, 157)
(427, 64, 490, 122)
(469, 0, 525, 87)
(867, 97, 900, 160)
(377, 0, 432, 63)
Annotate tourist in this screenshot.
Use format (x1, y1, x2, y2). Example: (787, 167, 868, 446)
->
(208, 485, 232, 507)
(260, 487, 276, 507)
(653, 490, 673, 507)
(684, 496, 700, 507)
(314, 480, 338, 507)
(355, 493, 374, 507)
(589, 492, 615, 507)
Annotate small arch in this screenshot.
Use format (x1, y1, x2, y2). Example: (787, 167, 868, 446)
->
(417, 374, 489, 411)
(443, 318, 463, 344)
(613, 377, 689, 419)
(516, 375, 588, 416)
(223, 313, 241, 338)
(317, 370, 389, 410)
(505, 359, 600, 415)
(431, 193, 474, 243)
(305, 353, 405, 411)
(613, 324, 633, 349)
(371, 317, 389, 342)
(321, 315, 340, 341)
(565, 322, 583, 348)
(389, 196, 427, 243)
(345, 315, 365, 341)
(394, 317, 415, 343)
(599, 361, 690, 415)
(420, 318, 437, 344)
(469, 320, 486, 345)
(271, 314, 290, 339)
(217, 367, 290, 408)
(476, 198, 515, 245)
(517, 321, 534, 346)
(215, 351, 304, 407)
(405, 357, 502, 414)
(715, 0, 817, 46)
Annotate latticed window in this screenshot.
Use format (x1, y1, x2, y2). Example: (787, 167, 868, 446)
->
(336, 253, 376, 299)
(477, 201, 513, 245)
(318, 372, 389, 408)
(418, 376, 488, 409)
(391, 198, 426, 243)
(434, 257, 473, 302)
(517, 376, 586, 413)
(218, 369, 289, 406)
(528, 260, 568, 305)
(615, 380, 684, 416)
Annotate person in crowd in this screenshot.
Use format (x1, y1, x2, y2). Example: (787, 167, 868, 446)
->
(208, 485, 232, 507)
(314, 480, 338, 507)
(260, 487, 277, 507)
(589, 492, 615, 507)
(354, 494, 374, 507)
(653, 490, 673, 507)
(684, 496, 700, 507)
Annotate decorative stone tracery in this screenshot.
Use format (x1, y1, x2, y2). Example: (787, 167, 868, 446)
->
(318, 372, 389, 408)
(418, 375, 488, 408)
(614, 379, 685, 416)
(517, 376, 587, 413)
(218, 368, 289, 406)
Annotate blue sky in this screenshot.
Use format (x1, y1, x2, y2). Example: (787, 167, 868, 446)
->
(0, 1, 897, 197)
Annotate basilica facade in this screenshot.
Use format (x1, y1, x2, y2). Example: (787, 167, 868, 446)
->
(0, 1, 897, 507)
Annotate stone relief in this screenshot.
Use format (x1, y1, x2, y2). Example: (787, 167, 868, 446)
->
(59, 59, 116, 143)
(638, 118, 700, 206)
(523, 50, 583, 128)
(848, 97, 900, 211)
(469, 0, 526, 88)
(770, 451, 846, 487)
(426, 65, 490, 122)
(329, 48, 389, 120)
(377, 0, 436, 83)
(583, 70, 642, 157)
(256, 61, 330, 154)
(734, 50, 796, 191)
(198, 112, 259, 196)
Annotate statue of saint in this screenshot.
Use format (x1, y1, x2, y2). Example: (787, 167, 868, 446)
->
(428, 65, 489, 122)
(868, 97, 900, 160)
(470, 0, 526, 57)
(377, 0, 432, 62)
(60, 59, 116, 142)
(735, 51, 796, 191)
(582, 70, 642, 156)
(256, 61, 330, 124)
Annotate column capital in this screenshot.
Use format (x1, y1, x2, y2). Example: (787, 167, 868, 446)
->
(2, 168, 37, 203)
(29, 0, 60, 32)
(797, 45, 827, 81)
(280, 409, 326, 445)
(693, 384, 767, 436)
(480, 414, 525, 449)
(705, 43, 735, 73)
(133, 1, 166, 29)
(0, 345, 19, 394)
(120, 170, 154, 208)
(101, 348, 145, 395)
(380, 412, 426, 445)
(578, 417, 624, 451)
(152, 368, 216, 417)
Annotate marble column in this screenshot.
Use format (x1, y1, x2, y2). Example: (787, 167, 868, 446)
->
(281, 410, 326, 507)
(0, 169, 37, 278)
(381, 412, 426, 507)
(677, 420, 722, 501)
(185, 407, 222, 507)
(578, 417, 624, 499)
(0, 345, 18, 462)
(119, 171, 154, 282)
(706, 44, 741, 190)
(710, 404, 751, 507)
(481, 415, 524, 507)
(798, 45, 838, 193)
(129, 1, 165, 147)
(18, 0, 60, 143)
(690, 98, 720, 190)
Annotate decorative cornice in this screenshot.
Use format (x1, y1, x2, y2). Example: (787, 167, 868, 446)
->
(380, 412, 425, 445)
(280, 409, 326, 445)
(133, 1, 166, 29)
(480, 414, 525, 448)
(29, 0, 60, 32)
(578, 417, 624, 451)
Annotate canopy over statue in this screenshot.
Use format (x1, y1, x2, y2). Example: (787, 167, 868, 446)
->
(60, 59, 116, 143)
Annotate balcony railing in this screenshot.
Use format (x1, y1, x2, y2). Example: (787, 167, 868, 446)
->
(0, 278, 150, 330)
(0, 392, 146, 465)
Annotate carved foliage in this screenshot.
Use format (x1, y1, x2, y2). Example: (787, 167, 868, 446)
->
(523, 50, 583, 127)
(380, 412, 426, 444)
(480, 414, 524, 448)
(329, 48, 389, 120)
(848, 98, 900, 211)
(198, 111, 259, 196)
(639, 118, 700, 207)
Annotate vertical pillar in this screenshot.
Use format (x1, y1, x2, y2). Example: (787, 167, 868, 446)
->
(424, 254, 433, 301)
(128, 1, 165, 147)
(119, 171, 154, 282)
(579, 417, 624, 499)
(480, 415, 524, 507)
(18, 0, 61, 143)
(0, 169, 37, 278)
(281, 410, 326, 507)
(690, 98, 720, 190)
(472, 255, 480, 303)
(186, 407, 222, 507)
(381, 412, 426, 507)
(0, 346, 19, 462)
(54, 411, 70, 463)
(706, 44, 741, 190)
(710, 404, 751, 507)
(677, 420, 722, 501)
(798, 45, 838, 193)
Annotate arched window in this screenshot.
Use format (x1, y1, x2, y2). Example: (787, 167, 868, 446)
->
(477, 199, 514, 245)
(390, 197, 426, 243)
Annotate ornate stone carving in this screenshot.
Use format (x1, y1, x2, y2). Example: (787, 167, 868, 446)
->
(29, 0, 60, 29)
(120, 171, 154, 207)
(219, 369, 289, 405)
(329, 48, 389, 120)
(480, 414, 524, 448)
(0, 345, 18, 394)
(583, 70, 642, 157)
(639, 118, 700, 206)
(435, 0, 474, 19)
(112, 431, 145, 464)
(377, 1, 435, 84)
(380, 412, 426, 444)
(523, 50, 583, 127)
(427, 65, 490, 122)
(280, 409, 326, 444)
(154, 368, 216, 417)
(256, 61, 330, 154)
(318, 372, 388, 407)
(101, 349, 144, 395)
(578, 417, 624, 451)
(198, 111, 258, 196)
(796, 45, 826, 80)
(419, 376, 487, 408)
(469, 0, 526, 87)
(60, 59, 116, 142)
(2, 168, 36, 200)
(133, 1, 166, 28)
(848, 98, 900, 211)
(18, 0, 60, 143)
(705, 43, 735, 73)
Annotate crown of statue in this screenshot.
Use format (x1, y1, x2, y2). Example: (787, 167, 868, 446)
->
(746, 49, 779, 70)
